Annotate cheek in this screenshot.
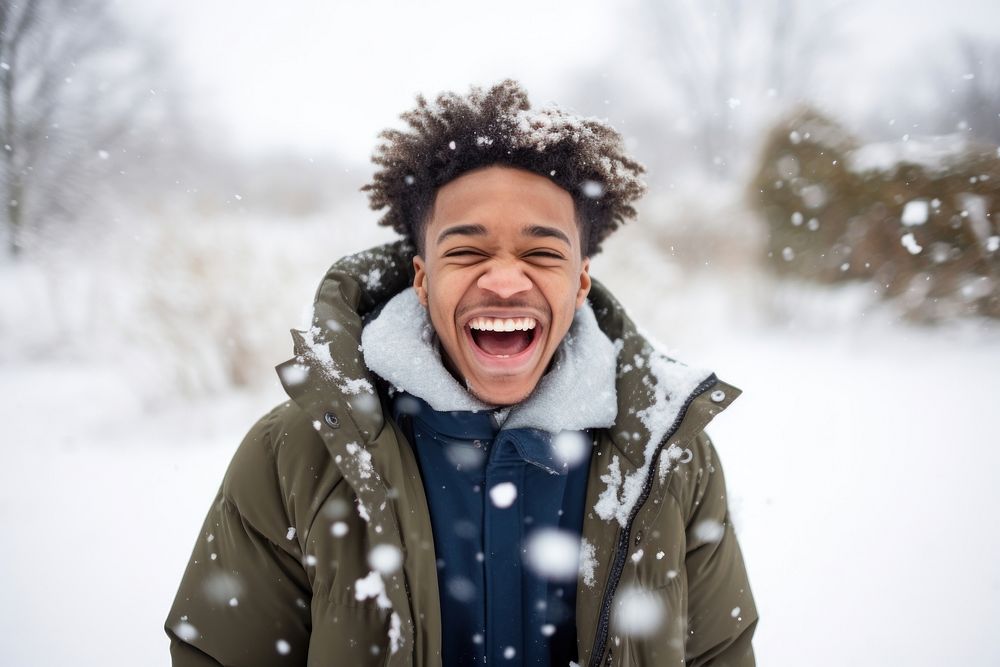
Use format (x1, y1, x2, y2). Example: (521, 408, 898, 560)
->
(441, 271, 476, 303)
(426, 278, 462, 325)
(555, 275, 584, 311)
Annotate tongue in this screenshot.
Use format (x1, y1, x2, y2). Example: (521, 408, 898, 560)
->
(473, 329, 532, 356)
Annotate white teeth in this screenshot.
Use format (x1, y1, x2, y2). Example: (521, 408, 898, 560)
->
(468, 316, 537, 331)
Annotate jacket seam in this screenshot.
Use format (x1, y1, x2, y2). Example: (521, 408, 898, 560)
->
(261, 410, 299, 544)
(218, 494, 295, 559)
(220, 407, 298, 559)
(664, 430, 710, 525)
(217, 495, 312, 603)
(302, 478, 349, 602)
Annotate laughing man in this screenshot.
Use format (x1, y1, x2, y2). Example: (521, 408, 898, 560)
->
(166, 80, 757, 666)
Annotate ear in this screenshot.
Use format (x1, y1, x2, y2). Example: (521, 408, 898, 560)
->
(412, 255, 429, 307)
(575, 257, 592, 308)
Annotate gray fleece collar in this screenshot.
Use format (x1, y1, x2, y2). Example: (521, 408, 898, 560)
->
(361, 288, 618, 433)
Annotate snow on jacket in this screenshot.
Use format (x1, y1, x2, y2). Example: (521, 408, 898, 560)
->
(164, 240, 758, 666)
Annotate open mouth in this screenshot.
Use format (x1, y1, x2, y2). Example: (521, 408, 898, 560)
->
(466, 316, 539, 359)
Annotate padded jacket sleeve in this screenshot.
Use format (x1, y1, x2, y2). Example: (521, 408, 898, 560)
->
(165, 409, 312, 666)
(682, 431, 758, 666)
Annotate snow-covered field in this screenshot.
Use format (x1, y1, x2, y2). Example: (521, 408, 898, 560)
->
(1, 216, 999, 666)
(703, 323, 1000, 666)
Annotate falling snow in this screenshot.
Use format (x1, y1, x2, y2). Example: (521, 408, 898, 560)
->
(582, 180, 605, 199)
(202, 571, 244, 606)
(901, 200, 929, 226)
(368, 544, 403, 575)
(901, 232, 923, 255)
(278, 364, 309, 386)
(489, 481, 518, 508)
(173, 621, 199, 642)
(524, 528, 581, 582)
(553, 430, 590, 468)
(614, 586, 665, 637)
(693, 519, 725, 543)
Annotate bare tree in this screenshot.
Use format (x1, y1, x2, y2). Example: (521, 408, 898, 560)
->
(953, 35, 1000, 146)
(0, 0, 168, 255)
(627, 0, 848, 181)
(882, 34, 1000, 147)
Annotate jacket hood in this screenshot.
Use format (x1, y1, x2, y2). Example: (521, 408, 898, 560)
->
(276, 240, 741, 518)
(277, 240, 417, 440)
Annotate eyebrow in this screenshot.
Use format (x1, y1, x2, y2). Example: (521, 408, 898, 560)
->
(523, 224, 571, 246)
(436, 224, 488, 245)
(435, 223, 572, 247)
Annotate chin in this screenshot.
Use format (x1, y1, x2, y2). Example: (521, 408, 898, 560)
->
(467, 377, 538, 407)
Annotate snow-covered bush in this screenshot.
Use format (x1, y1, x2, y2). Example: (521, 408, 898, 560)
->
(750, 107, 1000, 320)
(0, 208, 397, 403)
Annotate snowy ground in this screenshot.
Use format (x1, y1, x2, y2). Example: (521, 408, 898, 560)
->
(2, 222, 999, 666)
(702, 323, 1000, 666)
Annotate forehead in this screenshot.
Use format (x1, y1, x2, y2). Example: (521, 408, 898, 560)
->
(427, 166, 578, 244)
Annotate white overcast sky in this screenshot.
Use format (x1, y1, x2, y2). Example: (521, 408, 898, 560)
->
(130, 0, 1000, 164)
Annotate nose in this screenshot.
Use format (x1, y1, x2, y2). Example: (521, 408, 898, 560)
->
(477, 261, 532, 299)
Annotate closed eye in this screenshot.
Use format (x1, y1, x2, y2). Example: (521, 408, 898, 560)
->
(526, 251, 565, 260)
(443, 248, 489, 259)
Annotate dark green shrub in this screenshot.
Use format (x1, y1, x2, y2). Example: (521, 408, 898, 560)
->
(750, 107, 1000, 320)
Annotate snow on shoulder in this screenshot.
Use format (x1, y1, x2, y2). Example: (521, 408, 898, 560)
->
(594, 346, 713, 527)
(354, 570, 392, 609)
(296, 325, 375, 397)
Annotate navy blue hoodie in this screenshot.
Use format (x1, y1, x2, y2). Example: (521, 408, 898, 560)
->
(393, 393, 590, 666)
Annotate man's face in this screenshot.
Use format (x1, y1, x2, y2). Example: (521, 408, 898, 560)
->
(412, 166, 591, 406)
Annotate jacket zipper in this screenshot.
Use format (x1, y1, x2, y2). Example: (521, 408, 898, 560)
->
(586, 375, 718, 667)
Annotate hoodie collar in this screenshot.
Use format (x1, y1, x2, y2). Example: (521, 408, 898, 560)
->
(361, 288, 618, 434)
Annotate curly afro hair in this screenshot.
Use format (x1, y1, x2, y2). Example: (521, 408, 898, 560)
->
(362, 79, 646, 256)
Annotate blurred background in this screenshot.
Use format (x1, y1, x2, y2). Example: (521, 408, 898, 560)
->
(1, 0, 999, 664)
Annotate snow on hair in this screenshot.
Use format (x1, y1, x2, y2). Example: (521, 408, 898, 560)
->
(361, 79, 647, 256)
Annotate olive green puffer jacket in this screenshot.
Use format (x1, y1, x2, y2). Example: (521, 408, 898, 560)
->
(165, 241, 757, 666)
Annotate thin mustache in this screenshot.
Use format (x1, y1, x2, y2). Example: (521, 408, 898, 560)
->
(455, 300, 546, 320)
